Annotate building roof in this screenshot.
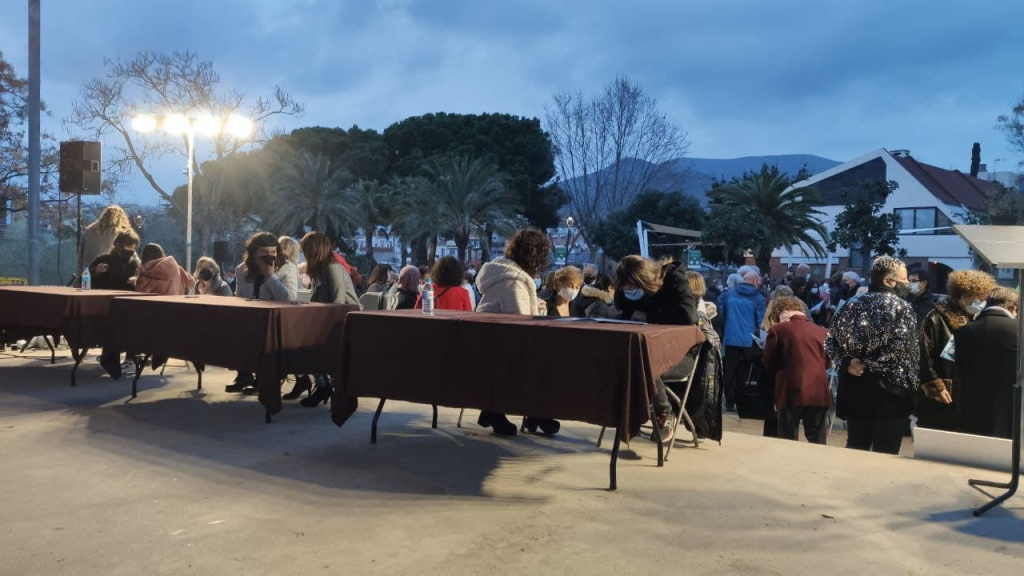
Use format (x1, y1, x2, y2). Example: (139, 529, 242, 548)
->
(890, 154, 997, 211)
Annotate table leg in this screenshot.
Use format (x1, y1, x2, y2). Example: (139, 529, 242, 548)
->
(70, 348, 88, 387)
(371, 399, 387, 444)
(45, 336, 56, 364)
(650, 417, 664, 467)
(197, 367, 203, 391)
(265, 409, 272, 424)
(431, 405, 438, 429)
(609, 429, 621, 491)
(130, 355, 147, 398)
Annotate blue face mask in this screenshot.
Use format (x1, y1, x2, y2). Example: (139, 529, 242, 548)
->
(533, 278, 542, 289)
(623, 288, 645, 301)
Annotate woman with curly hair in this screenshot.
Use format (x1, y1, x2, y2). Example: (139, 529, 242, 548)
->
(917, 269, 997, 431)
(474, 228, 552, 435)
(79, 204, 134, 274)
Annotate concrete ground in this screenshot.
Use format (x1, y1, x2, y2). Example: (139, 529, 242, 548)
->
(0, 347, 1021, 576)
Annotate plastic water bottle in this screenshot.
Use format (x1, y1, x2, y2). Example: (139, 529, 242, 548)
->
(422, 278, 434, 315)
(81, 267, 91, 291)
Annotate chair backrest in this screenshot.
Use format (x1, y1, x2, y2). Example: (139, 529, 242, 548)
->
(359, 291, 398, 311)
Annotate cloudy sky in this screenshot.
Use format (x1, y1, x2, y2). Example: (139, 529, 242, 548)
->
(3, 0, 1023, 205)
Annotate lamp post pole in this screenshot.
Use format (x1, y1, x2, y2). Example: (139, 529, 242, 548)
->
(185, 128, 195, 271)
(564, 216, 575, 266)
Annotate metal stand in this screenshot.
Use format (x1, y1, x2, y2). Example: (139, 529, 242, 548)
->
(130, 355, 148, 398)
(371, 399, 387, 444)
(968, 383, 1021, 516)
(609, 428, 621, 491)
(431, 404, 438, 429)
(70, 347, 89, 386)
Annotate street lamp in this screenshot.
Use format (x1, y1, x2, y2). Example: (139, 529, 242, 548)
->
(565, 216, 575, 266)
(131, 112, 253, 269)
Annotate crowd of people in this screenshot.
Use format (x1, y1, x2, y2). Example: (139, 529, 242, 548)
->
(77, 205, 1018, 452)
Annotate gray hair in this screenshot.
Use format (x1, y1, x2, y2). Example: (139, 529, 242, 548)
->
(726, 273, 743, 289)
(870, 255, 905, 286)
(988, 286, 1019, 310)
(194, 256, 220, 277)
(737, 265, 756, 277)
(842, 271, 861, 284)
(772, 285, 794, 299)
(278, 236, 301, 264)
(742, 271, 761, 285)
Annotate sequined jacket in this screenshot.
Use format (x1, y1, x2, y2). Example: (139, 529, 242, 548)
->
(825, 288, 920, 395)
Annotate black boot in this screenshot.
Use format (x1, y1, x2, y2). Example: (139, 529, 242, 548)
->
(478, 411, 517, 436)
(225, 372, 253, 393)
(282, 375, 312, 400)
(523, 416, 560, 435)
(300, 387, 331, 407)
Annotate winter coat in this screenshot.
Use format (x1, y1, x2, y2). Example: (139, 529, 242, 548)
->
(78, 225, 120, 272)
(574, 284, 614, 319)
(910, 290, 936, 327)
(89, 251, 141, 291)
(826, 285, 919, 421)
(135, 256, 195, 296)
(415, 284, 473, 311)
(233, 262, 297, 302)
(193, 275, 233, 297)
(763, 315, 831, 409)
(916, 299, 968, 430)
(718, 283, 767, 348)
(687, 311, 724, 442)
(612, 261, 697, 326)
(955, 307, 1018, 438)
(394, 290, 418, 310)
(476, 257, 540, 316)
(311, 261, 360, 305)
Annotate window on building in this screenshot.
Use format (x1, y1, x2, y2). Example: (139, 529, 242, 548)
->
(893, 207, 953, 235)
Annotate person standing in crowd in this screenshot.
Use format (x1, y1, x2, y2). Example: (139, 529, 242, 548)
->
(545, 266, 583, 318)
(394, 266, 421, 310)
(475, 228, 552, 435)
(192, 257, 233, 296)
(574, 274, 616, 319)
(763, 296, 831, 444)
(582, 264, 598, 286)
(79, 205, 134, 275)
(682, 270, 726, 441)
(826, 256, 919, 454)
(956, 287, 1019, 439)
(718, 271, 767, 412)
(364, 264, 393, 294)
(614, 255, 699, 444)
(917, 270, 997, 431)
(134, 243, 195, 296)
(685, 270, 710, 316)
(289, 231, 360, 406)
(415, 256, 472, 311)
(89, 230, 141, 291)
(907, 266, 936, 326)
(226, 232, 298, 393)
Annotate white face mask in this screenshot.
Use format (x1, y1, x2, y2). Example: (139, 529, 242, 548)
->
(810, 287, 819, 294)
(559, 287, 579, 302)
(967, 300, 985, 315)
(909, 282, 920, 295)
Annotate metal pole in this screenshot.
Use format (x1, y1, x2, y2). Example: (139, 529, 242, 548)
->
(27, 0, 41, 285)
(185, 129, 195, 271)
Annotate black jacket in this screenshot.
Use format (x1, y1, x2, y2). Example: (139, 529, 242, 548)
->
(910, 290, 936, 327)
(954, 307, 1017, 438)
(573, 285, 613, 319)
(916, 300, 968, 430)
(613, 261, 697, 326)
(89, 251, 140, 291)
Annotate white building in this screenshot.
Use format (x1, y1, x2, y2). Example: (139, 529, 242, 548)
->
(777, 148, 998, 276)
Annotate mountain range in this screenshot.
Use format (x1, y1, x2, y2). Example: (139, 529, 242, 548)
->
(656, 154, 841, 201)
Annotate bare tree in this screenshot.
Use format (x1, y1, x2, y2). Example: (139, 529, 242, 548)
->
(65, 51, 303, 253)
(545, 76, 688, 243)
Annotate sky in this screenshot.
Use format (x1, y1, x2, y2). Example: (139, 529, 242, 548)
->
(3, 0, 1023, 206)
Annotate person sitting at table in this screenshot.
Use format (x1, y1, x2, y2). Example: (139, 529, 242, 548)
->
(415, 256, 472, 311)
(79, 205, 134, 278)
(475, 227, 552, 436)
(573, 274, 616, 319)
(191, 257, 233, 296)
(394, 266, 420, 310)
(613, 255, 699, 445)
(546, 266, 583, 318)
(89, 230, 141, 291)
(226, 232, 299, 393)
(276, 236, 301, 302)
(133, 243, 195, 296)
(287, 231, 361, 406)
(365, 264, 393, 294)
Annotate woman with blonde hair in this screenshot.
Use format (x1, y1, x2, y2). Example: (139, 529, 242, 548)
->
(192, 257, 233, 296)
(79, 205, 133, 273)
(917, 269, 997, 430)
(545, 266, 584, 318)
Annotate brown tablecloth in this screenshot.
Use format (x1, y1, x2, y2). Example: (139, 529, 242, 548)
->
(106, 295, 359, 415)
(331, 310, 704, 441)
(0, 286, 142, 351)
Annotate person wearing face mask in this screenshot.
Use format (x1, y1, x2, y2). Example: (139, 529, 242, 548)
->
(613, 255, 699, 444)
(825, 256, 919, 454)
(192, 257, 233, 296)
(916, 269, 996, 431)
(415, 256, 472, 311)
(226, 232, 298, 393)
(546, 266, 583, 318)
(906, 267, 936, 326)
(89, 230, 142, 291)
(955, 287, 1019, 439)
(574, 274, 616, 319)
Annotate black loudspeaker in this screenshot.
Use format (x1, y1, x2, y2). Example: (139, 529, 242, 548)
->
(213, 241, 229, 266)
(59, 141, 101, 194)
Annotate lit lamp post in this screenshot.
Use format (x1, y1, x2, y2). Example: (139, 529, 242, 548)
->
(131, 112, 253, 269)
(564, 216, 575, 265)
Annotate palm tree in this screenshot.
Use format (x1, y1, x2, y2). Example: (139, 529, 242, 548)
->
(708, 164, 827, 272)
(343, 179, 391, 266)
(266, 151, 354, 240)
(425, 156, 521, 263)
(389, 176, 443, 266)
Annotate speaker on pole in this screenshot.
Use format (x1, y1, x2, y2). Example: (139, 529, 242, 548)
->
(59, 141, 102, 195)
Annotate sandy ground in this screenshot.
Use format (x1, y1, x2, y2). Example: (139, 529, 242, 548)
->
(0, 347, 1021, 576)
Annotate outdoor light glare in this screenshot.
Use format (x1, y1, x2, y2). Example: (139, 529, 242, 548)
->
(224, 114, 253, 138)
(194, 114, 222, 137)
(162, 114, 190, 135)
(131, 114, 158, 133)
